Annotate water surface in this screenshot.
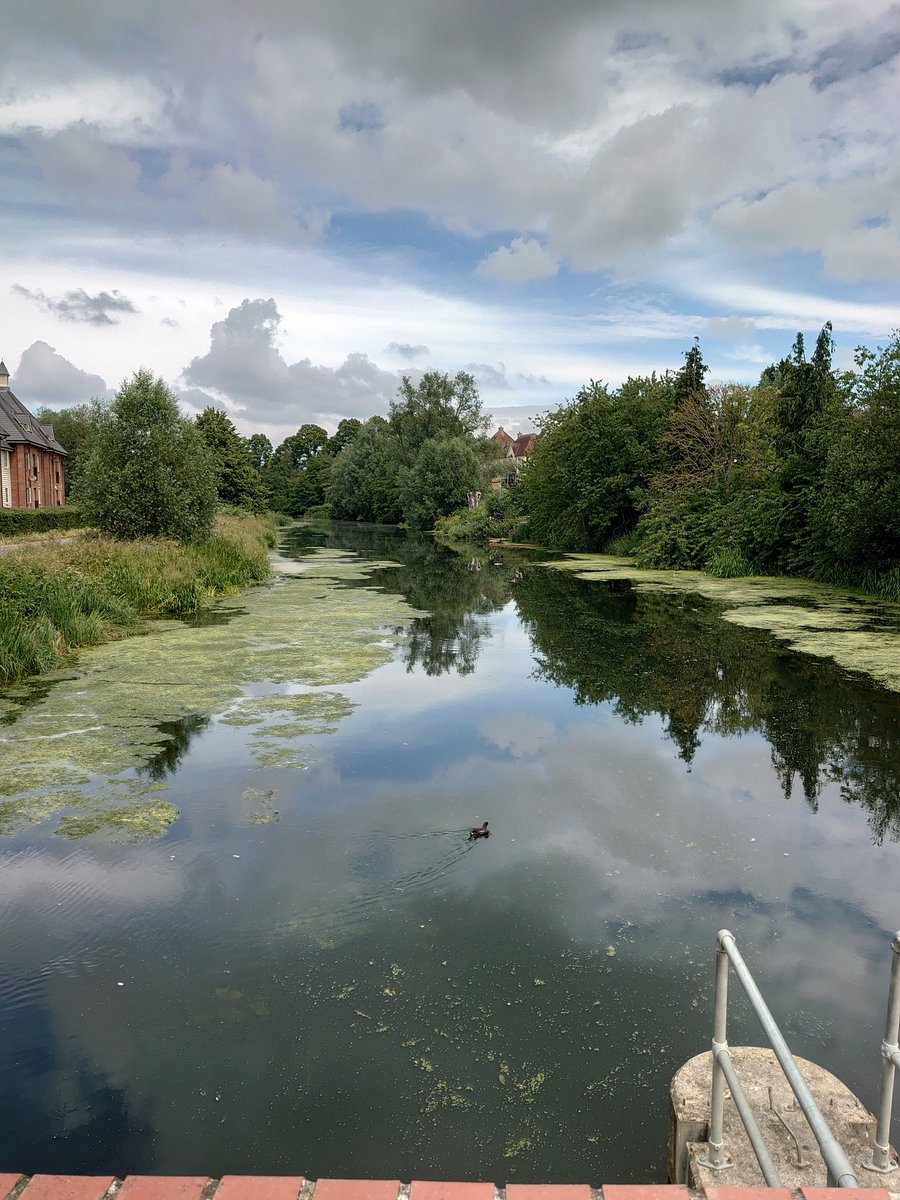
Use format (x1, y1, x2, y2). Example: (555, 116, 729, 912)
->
(1, 523, 899, 1182)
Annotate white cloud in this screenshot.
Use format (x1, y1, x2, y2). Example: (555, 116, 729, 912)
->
(13, 341, 110, 407)
(12, 284, 138, 325)
(2, 0, 899, 412)
(477, 238, 559, 284)
(182, 297, 407, 425)
(385, 342, 429, 360)
(25, 122, 144, 214)
(705, 316, 759, 341)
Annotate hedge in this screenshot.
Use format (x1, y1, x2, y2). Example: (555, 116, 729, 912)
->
(0, 507, 84, 536)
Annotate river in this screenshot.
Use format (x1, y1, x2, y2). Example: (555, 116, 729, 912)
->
(1, 522, 899, 1183)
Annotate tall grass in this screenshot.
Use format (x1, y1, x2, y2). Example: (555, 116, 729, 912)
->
(0, 512, 275, 684)
(813, 563, 900, 605)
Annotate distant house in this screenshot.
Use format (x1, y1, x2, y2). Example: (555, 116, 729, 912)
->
(489, 426, 536, 488)
(0, 360, 67, 508)
(490, 426, 536, 461)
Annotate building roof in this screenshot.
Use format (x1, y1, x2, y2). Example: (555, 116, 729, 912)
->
(491, 426, 515, 447)
(512, 433, 536, 457)
(0, 384, 67, 455)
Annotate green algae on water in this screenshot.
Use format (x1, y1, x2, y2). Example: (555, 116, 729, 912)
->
(58, 800, 179, 842)
(541, 555, 900, 692)
(243, 788, 280, 824)
(0, 549, 425, 839)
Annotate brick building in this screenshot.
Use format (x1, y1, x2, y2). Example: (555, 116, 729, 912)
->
(0, 360, 67, 508)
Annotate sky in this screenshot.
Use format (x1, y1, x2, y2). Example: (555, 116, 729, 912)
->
(1, 0, 899, 444)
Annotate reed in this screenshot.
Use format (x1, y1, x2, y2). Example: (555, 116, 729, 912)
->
(0, 512, 277, 684)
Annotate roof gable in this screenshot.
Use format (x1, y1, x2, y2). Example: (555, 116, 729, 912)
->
(0, 386, 67, 455)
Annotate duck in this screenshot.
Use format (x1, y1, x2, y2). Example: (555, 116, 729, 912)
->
(468, 821, 490, 840)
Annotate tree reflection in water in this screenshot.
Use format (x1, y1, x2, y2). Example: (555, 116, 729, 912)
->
(284, 521, 900, 842)
(512, 567, 900, 844)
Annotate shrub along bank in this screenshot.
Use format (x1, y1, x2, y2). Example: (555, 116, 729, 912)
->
(0, 506, 84, 537)
(0, 511, 276, 684)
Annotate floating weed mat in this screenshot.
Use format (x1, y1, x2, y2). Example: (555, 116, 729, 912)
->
(542, 555, 900, 692)
(0, 552, 424, 840)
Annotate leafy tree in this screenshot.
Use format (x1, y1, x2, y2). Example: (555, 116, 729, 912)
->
(264, 424, 330, 514)
(811, 334, 900, 573)
(673, 338, 709, 404)
(35, 402, 103, 498)
(195, 407, 266, 510)
(389, 371, 487, 464)
(764, 323, 840, 570)
(245, 433, 273, 471)
(328, 420, 402, 523)
(290, 451, 333, 513)
(635, 383, 783, 571)
(279, 424, 329, 468)
(326, 418, 363, 456)
(398, 436, 486, 529)
(518, 375, 675, 551)
(74, 370, 217, 541)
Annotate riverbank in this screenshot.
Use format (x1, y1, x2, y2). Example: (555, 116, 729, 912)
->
(542, 553, 900, 693)
(0, 511, 278, 684)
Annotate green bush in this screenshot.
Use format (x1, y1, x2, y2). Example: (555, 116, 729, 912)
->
(75, 370, 218, 542)
(601, 528, 643, 556)
(0, 507, 83, 536)
(705, 548, 754, 578)
(304, 503, 332, 519)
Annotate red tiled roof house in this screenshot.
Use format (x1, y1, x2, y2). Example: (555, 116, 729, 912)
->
(489, 427, 536, 488)
(0, 360, 67, 509)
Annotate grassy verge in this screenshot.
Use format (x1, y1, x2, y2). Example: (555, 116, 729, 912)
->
(0, 527, 90, 545)
(0, 511, 277, 684)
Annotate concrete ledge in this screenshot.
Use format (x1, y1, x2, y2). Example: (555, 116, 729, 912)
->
(670, 1047, 893, 1191)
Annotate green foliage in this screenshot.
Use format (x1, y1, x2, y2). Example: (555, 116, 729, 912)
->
(0, 513, 275, 683)
(390, 371, 487, 463)
(305, 503, 332, 519)
(434, 486, 522, 543)
(0, 506, 84, 536)
(398, 436, 486, 530)
(635, 382, 784, 571)
(328, 420, 402, 523)
(264, 424, 332, 516)
(195, 407, 267, 510)
(518, 375, 676, 550)
(74, 370, 218, 542)
(35, 402, 103, 496)
(514, 325, 897, 598)
(244, 432, 273, 470)
(673, 338, 709, 403)
(601, 528, 643, 556)
(634, 486, 725, 569)
(809, 333, 900, 574)
(326, 418, 363, 456)
(322, 373, 490, 528)
(705, 548, 753, 578)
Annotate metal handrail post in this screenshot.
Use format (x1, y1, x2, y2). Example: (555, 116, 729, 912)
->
(718, 930, 860, 1187)
(699, 930, 732, 1169)
(715, 1048, 782, 1185)
(866, 931, 900, 1173)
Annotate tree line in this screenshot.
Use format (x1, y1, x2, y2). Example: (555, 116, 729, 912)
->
(42, 367, 510, 540)
(516, 327, 900, 598)
(38, 325, 900, 601)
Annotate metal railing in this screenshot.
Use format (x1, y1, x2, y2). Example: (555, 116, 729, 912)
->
(867, 931, 900, 1173)
(699, 929, 861, 1187)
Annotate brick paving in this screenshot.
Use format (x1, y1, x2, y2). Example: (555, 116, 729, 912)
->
(0, 1178, 894, 1200)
